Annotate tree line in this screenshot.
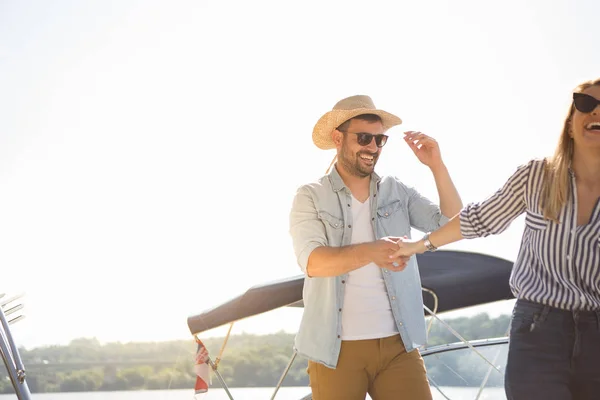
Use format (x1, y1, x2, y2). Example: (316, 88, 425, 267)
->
(0, 313, 511, 393)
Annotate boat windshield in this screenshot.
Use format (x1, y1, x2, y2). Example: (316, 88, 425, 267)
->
(422, 339, 508, 400)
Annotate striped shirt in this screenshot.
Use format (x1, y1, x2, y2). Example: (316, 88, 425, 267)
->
(460, 159, 600, 311)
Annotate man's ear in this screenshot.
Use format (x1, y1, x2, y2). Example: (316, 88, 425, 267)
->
(332, 129, 343, 147)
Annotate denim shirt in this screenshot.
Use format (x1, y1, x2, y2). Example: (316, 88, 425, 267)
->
(289, 166, 449, 368)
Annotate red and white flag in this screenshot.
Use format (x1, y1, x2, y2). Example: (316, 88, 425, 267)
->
(194, 337, 210, 398)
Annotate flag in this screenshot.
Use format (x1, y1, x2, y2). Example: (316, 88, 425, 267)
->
(194, 337, 210, 397)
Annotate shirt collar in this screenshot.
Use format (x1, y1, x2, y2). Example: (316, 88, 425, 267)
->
(327, 164, 382, 193)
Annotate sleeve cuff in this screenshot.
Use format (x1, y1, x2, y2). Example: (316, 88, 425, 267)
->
(298, 242, 322, 276)
(459, 205, 484, 239)
(438, 213, 450, 227)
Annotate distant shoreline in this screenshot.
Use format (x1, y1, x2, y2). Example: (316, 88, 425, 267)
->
(5, 314, 510, 394)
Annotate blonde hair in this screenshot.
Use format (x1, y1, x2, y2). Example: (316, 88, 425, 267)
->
(540, 77, 600, 221)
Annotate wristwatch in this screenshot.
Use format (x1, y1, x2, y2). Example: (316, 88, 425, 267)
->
(423, 233, 438, 252)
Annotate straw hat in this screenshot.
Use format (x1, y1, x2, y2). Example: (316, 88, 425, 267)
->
(312, 95, 402, 150)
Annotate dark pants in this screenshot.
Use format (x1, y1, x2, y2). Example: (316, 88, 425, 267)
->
(505, 299, 600, 400)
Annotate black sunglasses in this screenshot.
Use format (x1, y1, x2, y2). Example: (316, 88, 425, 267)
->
(573, 93, 600, 113)
(346, 132, 389, 148)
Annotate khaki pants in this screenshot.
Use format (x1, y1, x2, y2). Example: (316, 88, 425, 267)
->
(307, 334, 432, 400)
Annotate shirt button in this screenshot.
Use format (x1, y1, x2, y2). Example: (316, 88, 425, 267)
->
(567, 255, 571, 260)
(384, 212, 389, 216)
(337, 335, 341, 338)
(334, 223, 338, 227)
(391, 296, 396, 300)
(342, 280, 346, 284)
(348, 225, 352, 228)
(399, 322, 403, 326)
(339, 308, 342, 312)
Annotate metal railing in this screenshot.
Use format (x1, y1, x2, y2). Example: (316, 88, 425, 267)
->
(1, 292, 32, 400)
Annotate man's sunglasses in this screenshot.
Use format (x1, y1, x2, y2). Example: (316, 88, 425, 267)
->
(345, 132, 389, 148)
(573, 93, 600, 113)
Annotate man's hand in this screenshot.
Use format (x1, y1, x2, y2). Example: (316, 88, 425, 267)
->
(369, 236, 411, 272)
(404, 131, 443, 170)
(389, 237, 426, 260)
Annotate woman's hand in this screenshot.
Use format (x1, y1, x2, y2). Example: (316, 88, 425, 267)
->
(389, 237, 426, 259)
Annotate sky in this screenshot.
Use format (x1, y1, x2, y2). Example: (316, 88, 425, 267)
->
(1, 0, 599, 349)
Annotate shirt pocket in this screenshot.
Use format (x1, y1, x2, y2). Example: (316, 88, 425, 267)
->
(317, 211, 344, 245)
(523, 211, 548, 248)
(524, 211, 549, 231)
(377, 201, 409, 237)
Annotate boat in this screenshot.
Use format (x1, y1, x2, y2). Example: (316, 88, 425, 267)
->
(187, 249, 516, 400)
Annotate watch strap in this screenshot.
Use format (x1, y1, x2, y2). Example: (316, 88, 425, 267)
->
(423, 233, 437, 252)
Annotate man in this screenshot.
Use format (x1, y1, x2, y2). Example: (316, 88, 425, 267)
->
(289, 95, 462, 399)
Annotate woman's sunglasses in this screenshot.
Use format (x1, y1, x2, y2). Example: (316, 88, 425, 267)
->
(573, 93, 600, 113)
(346, 132, 389, 148)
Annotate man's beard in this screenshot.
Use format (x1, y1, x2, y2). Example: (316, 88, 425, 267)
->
(338, 142, 377, 178)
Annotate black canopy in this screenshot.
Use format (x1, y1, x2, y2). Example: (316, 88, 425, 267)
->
(187, 250, 515, 335)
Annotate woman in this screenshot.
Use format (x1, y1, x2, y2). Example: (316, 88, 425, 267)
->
(391, 78, 600, 400)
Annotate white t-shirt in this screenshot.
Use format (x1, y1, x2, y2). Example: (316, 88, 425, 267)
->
(340, 195, 398, 340)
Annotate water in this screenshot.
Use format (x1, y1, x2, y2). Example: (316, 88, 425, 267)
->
(0, 388, 308, 400)
(0, 387, 506, 399)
